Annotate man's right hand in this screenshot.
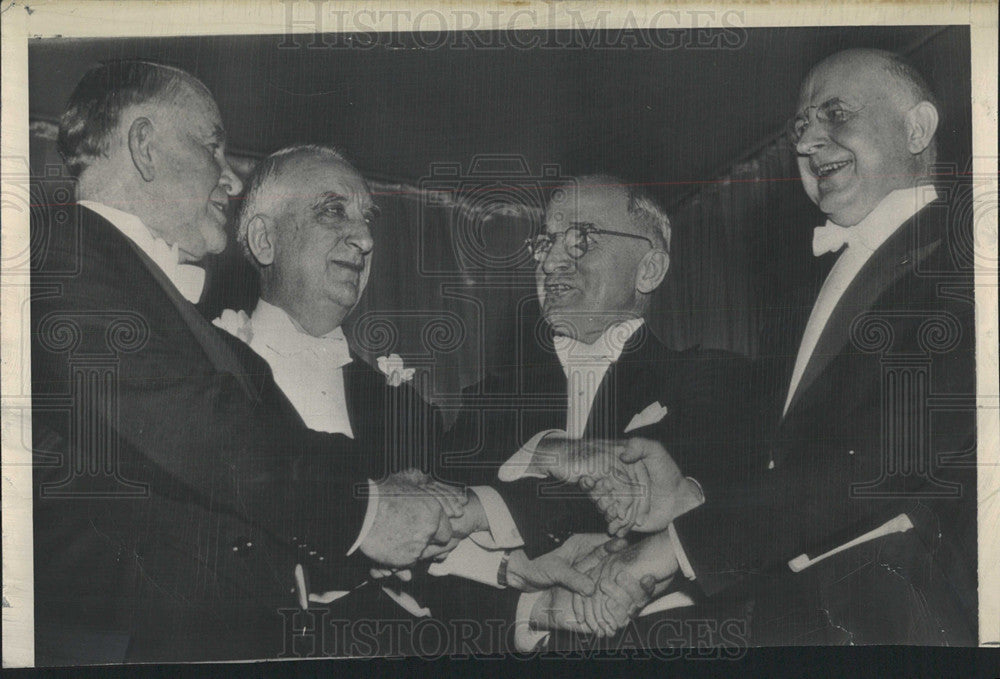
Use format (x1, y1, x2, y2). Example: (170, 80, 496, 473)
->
(359, 470, 467, 568)
(581, 438, 703, 536)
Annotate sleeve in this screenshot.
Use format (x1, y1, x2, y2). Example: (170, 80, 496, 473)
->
(497, 429, 561, 481)
(30, 250, 371, 587)
(426, 486, 526, 586)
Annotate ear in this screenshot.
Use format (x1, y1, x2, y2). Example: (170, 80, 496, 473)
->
(246, 215, 276, 267)
(635, 248, 669, 295)
(904, 101, 939, 155)
(127, 117, 156, 182)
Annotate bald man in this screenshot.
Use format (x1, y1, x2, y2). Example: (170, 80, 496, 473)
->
(565, 49, 977, 646)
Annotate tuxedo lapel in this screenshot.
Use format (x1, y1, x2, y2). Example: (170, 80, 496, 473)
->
(785, 204, 947, 419)
(585, 325, 665, 438)
(85, 207, 261, 401)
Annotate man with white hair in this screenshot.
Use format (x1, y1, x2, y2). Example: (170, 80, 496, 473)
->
(31, 62, 466, 664)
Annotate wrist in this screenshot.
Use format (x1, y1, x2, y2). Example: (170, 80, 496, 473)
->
(504, 549, 532, 591)
(632, 531, 678, 581)
(464, 491, 490, 534)
(525, 433, 567, 478)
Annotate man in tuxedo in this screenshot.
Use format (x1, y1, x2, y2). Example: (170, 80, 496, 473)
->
(434, 175, 752, 651)
(30, 61, 468, 664)
(215, 145, 620, 654)
(564, 48, 977, 646)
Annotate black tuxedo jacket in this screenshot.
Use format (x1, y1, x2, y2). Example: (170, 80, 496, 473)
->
(30, 205, 375, 663)
(672, 198, 978, 644)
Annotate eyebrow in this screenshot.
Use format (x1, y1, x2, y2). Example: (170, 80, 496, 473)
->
(568, 221, 596, 229)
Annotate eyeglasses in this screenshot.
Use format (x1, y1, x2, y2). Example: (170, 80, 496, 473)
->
(786, 98, 865, 144)
(525, 223, 656, 263)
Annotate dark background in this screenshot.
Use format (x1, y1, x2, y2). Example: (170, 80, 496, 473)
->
(28, 26, 972, 404)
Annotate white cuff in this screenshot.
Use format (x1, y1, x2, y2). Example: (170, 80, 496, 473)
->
(346, 479, 378, 556)
(668, 522, 696, 580)
(426, 539, 506, 587)
(468, 486, 524, 549)
(514, 591, 550, 652)
(498, 429, 564, 482)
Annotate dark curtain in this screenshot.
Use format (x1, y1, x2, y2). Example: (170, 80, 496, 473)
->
(27, 26, 971, 410)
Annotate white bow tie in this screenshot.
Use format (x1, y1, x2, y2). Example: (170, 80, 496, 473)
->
(812, 222, 857, 257)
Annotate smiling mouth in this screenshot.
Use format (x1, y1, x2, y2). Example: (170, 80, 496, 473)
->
(812, 160, 852, 178)
(330, 259, 365, 273)
(544, 282, 575, 297)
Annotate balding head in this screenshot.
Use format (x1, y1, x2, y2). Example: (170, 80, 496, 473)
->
(793, 48, 940, 226)
(237, 145, 376, 336)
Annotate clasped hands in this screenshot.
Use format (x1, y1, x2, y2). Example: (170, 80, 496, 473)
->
(358, 436, 697, 637)
(521, 435, 701, 636)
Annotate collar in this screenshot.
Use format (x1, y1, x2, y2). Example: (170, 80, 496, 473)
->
(552, 318, 645, 373)
(824, 185, 939, 255)
(79, 200, 206, 304)
(250, 298, 353, 365)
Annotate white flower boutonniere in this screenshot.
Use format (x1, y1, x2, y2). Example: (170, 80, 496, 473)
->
(376, 353, 415, 387)
(212, 309, 254, 344)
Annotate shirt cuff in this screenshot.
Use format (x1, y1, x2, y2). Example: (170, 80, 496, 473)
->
(668, 522, 696, 580)
(498, 429, 564, 482)
(426, 539, 506, 587)
(468, 486, 524, 549)
(514, 591, 550, 652)
(346, 479, 378, 556)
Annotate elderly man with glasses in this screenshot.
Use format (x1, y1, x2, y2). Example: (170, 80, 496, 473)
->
(431, 175, 752, 651)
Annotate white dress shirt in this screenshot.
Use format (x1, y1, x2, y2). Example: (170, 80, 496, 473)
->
(79, 200, 206, 304)
(245, 299, 356, 437)
(783, 186, 939, 415)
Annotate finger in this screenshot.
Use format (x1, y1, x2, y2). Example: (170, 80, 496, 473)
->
(593, 584, 621, 635)
(634, 461, 651, 527)
(579, 476, 595, 491)
(419, 541, 456, 561)
(582, 593, 603, 637)
(602, 537, 629, 554)
(572, 592, 589, 633)
(598, 578, 633, 628)
(640, 574, 658, 596)
(425, 480, 469, 505)
(623, 485, 639, 531)
(615, 571, 652, 613)
(619, 438, 645, 464)
(548, 562, 596, 597)
(423, 482, 467, 518)
(396, 569, 413, 582)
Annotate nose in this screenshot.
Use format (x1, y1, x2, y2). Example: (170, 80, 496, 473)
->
(345, 217, 374, 255)
(219, 156, 243, 197)
(540, 239, 573, 275)
(795, 115, 828, 156)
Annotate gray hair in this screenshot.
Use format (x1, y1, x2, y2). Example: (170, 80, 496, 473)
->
(573, 174, 672, 253)
(58, 60, 202, 177)
(235, 144, 350, 269)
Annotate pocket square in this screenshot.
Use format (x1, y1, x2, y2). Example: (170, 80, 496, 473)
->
(624, 401, 669, 433)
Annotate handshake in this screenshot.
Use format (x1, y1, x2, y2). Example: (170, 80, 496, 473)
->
(357, 436, 701, 638)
